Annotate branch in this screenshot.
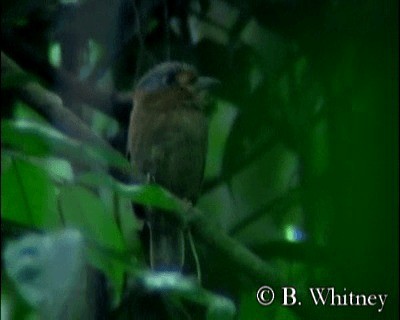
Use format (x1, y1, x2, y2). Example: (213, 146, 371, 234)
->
(251, 240, 328, 265)
(161, 201, 322, 319)
(229, 188, 300, 236)
(1, 52, 131, 175)
(189, 207, 281, 285)
(1, 31, 132, 122)
(2, 52, 277, 284)
(152, 199, 281, 286)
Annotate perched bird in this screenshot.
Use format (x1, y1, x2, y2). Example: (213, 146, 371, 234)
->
(127, 62, 218, 272)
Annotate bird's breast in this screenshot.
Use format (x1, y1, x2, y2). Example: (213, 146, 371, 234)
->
(128, 103, 208, 201)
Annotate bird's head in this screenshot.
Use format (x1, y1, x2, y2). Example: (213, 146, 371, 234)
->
(133, 62, 219, 111)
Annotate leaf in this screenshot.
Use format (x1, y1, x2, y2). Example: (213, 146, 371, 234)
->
(1, 72, 35, 89)
(58, 185, 128, 304)
(1, 154, 61, 229)
(78, 172, 183, 213)
(13, 101, 48, 124)
(2, 120, 52, 156)
(1, 119, 130, 172)
(58, 185, 125, 250)
(204, 100, 237, 181)
(206, 296, 236, 320)
(238, 291, 270, 319)
(116, 195, 142, 254)
(139, 272, 236, 319)
(36, 157, 74, 183)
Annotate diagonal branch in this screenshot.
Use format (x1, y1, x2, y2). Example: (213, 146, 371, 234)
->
(1, 31, 132, 122)
(188, 206, 281, 285)
(229, 188, 300, 236)
(2, 52, 131, 174)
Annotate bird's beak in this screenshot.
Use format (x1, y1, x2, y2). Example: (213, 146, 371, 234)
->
(194, 76, 221, 91)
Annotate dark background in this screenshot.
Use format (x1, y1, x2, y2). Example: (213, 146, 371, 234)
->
(1, 0, 398, 319)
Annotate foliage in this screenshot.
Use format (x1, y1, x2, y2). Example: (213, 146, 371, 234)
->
(1, 0, 398, 319)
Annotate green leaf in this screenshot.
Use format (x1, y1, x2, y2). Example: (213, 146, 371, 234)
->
(78, 172, 182, 213)
(2, 120, 52, 156)
(140, 272, 236, 319)
(238, 291, 274, 319)
(48, 42, 61, 68)
(58, 185, 128, 304)
(58, 185, 125, 250)
(36, 157, 74, 183)
(76, 173, 145, 260)
(1, 154, 61, 229)
(206, 297, 236, 320)
(115, 195, 142, 254)
(13, 101, 48, 124)
(1, 119, 130, 172)
(1, 72, 35, 89)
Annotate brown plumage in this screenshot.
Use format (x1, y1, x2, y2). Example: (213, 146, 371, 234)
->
(127, 62, 218, 271)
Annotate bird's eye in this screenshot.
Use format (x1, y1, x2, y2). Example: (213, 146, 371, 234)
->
(176, 71, 197, 86)
(163, 71, 176, 85)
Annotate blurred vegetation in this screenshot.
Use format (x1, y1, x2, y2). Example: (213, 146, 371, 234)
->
(1, 0, 398, 319)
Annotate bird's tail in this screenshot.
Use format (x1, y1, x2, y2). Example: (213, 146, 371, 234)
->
(148, 211, 184, 272)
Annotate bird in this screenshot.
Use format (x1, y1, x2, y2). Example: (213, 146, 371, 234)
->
(127, 61, 219, 272)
